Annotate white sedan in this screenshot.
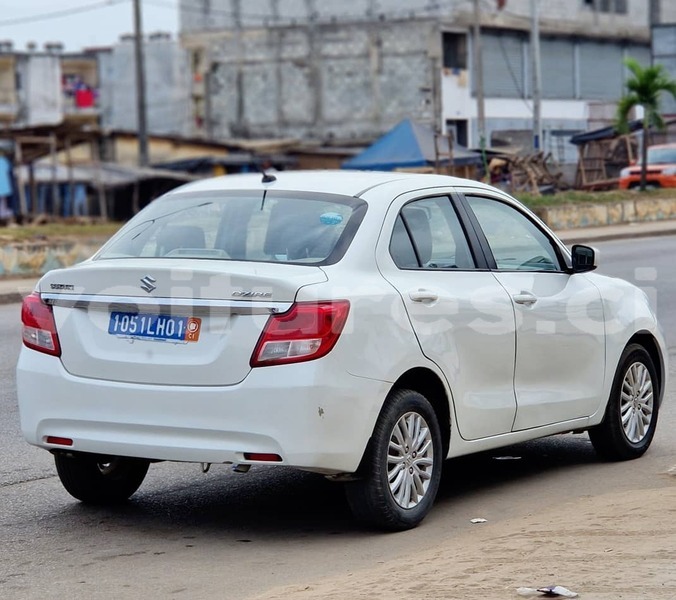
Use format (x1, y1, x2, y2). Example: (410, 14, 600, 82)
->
(17, 171, 666, 530)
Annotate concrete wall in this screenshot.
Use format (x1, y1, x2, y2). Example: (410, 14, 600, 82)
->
(202, 19, 439, 140)
(181, 0, 452, 33)
(181, 0, 652, 39)
(0, 239, 101, 277)
(101, 37, 191, 137)
(533, 197, 676, 230)
(17, 55, 62, 126)
(652, 25, 676, 116)
(654, 1, 676, 25)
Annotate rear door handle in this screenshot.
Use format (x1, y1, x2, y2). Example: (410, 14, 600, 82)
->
(513, 291, 538, 306)
(408, 289, 439, 303)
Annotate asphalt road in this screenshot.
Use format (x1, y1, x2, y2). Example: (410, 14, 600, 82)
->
(2, 235, 676, 599)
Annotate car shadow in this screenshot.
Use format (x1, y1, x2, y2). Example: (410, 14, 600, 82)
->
(58, 434, 600, 539)
(437, 433, 599, 500)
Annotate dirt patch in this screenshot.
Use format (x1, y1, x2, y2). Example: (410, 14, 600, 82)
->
(254, 487, 676, 600)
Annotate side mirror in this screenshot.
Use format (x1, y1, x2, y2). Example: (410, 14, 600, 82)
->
(571, 244, 598, 273)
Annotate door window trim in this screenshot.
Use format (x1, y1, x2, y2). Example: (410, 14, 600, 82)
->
(456, 192, 569, 273)
(388, 194, 491, 271)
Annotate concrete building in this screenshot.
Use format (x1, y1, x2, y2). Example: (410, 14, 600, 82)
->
(652, 24, 676, 118)
(97, 33, 192, 137)
(0, 35, 191, 138)
(0, 42, 98, 128)
(180, 0, 676, 162)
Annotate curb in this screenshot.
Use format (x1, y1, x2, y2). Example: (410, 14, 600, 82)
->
(0, 291, 25, 306)
(0, 279, 37, 307)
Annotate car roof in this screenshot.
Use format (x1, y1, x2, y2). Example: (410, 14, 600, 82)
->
(169, 169, 496, 199)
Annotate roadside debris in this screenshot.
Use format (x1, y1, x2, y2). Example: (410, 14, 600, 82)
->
(470, 518, 487, 524)
(498, 152, 567, 196)
(493, 455, 522, 461)
(516, 585, 579, 598)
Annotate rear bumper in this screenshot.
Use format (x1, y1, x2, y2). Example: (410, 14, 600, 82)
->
(16, 349, 388, 474)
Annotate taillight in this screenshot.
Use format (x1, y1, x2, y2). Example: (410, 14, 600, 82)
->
(21, 292, 61, 357)
(250, 301, 350, 367)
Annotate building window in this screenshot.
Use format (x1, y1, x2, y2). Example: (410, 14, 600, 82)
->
(442, 32, 467, 70)
(614, 0, 628, 13)
(583, 0, 627, 14)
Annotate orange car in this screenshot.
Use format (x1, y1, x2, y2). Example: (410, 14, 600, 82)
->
(619, 143, 676, 189)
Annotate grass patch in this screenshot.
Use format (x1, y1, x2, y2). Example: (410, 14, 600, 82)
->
(517, 188, 676, 208)
(0, 221, 123, 244)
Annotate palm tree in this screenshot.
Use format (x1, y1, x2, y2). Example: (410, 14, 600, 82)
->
(616, 57, 676, 191)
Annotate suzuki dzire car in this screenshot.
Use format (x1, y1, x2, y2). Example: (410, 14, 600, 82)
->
(17, 171, 666, 530)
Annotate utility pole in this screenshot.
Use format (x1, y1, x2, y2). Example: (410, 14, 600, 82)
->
(530, 0, 542, 151)
(473, 0, 486, 152)
(649, 0, 660, 27)
(133, 0, 149, 167)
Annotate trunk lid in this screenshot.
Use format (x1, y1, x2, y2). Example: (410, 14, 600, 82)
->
(40, 259, 327, 386)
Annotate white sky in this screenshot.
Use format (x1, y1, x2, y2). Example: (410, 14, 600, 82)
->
(0, 0, 179, 52)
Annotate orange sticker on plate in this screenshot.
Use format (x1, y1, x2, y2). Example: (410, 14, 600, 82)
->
(185, 317, 202, 342)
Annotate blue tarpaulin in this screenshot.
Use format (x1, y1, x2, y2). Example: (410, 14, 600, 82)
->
(342, 118, 482, 171)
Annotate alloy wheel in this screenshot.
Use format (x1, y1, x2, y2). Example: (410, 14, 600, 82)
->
(387, 411, 434, 509)
(620, 361, 654, 444)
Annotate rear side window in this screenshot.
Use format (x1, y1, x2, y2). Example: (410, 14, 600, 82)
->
(97, 191, 366, 265)
(389, 196, 475, 269)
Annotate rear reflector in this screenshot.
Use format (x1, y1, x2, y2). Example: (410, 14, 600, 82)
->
(21, 292, 62, 357)
(46, 436, 73, 446)
(250, 301, 350, 367)
(243, 453, 282, 462)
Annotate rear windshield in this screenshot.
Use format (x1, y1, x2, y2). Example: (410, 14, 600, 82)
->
(96, 191, 367, 265)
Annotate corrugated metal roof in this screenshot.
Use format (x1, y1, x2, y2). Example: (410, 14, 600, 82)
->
(17, 161, 196, 187)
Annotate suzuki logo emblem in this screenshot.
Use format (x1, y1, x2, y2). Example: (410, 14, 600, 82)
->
(140, 275, 157, 293)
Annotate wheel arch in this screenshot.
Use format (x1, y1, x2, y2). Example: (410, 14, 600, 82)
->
(390, 367, 451, 458)
(626, 331, 665, 405)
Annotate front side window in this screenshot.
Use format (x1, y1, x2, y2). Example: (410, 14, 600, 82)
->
(389, 196, 475, 269)
(466, 196, 561, 272)
(97, 191, 366, 265)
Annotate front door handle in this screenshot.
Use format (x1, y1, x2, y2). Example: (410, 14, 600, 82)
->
(513, 291, 538, 306)
(409, 289, 439, 303)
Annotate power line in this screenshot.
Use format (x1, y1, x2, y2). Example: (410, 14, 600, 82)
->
(0, 0, 129, 27)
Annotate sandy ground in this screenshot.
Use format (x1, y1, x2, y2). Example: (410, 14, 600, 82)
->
(254, 485, 676, 600)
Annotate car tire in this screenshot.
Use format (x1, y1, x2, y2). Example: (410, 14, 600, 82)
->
(345, 388, 443, 531)
(588, 344, 659, 461)
(54, 453, 150, 504)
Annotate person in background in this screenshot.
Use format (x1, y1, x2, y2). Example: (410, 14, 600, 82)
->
(72, 183, 87, 216)
(0, 152, 13, 220)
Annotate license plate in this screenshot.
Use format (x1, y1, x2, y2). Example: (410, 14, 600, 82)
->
(108, 312, 201, 343)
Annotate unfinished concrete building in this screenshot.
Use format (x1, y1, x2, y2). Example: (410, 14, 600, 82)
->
(180, 0, 676, 162)
(0, 41, 106, 130)
(96, 33, 192, 137)
(653, 23, 676, 120)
